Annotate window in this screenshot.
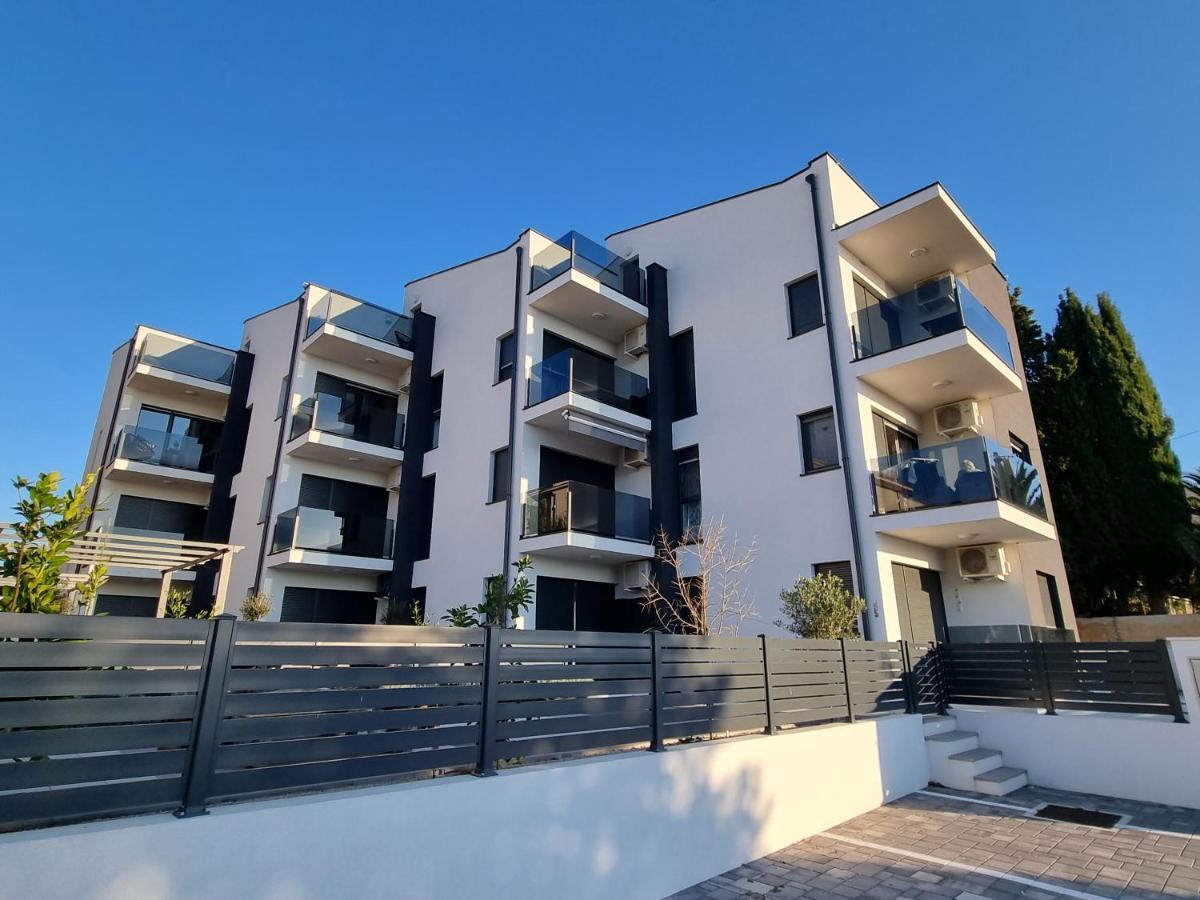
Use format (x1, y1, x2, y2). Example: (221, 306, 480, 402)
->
(276, 376, 288, 420)
(113, 495, 207, 541)
(677, 445, 702, 538)
(496, 333, 515, 384)
(280, 587, 377, 624)
(786, 274, 822, 337)
(1010, 433, 1032, 465)
(671, 329, 697, 421)
(429, 373, 443, 450)
(799, 409, 838, 473)
(814, 561, 854, 594)
(1036, 571, 1066, 630)
(489, 446, 510, 503)
(417, 474, 436, 560)
(258, 475, 274, 524)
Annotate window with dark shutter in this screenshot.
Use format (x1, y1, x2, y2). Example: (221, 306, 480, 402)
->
(814, 561, 855, 594)
(1010, 433, 1032, 465)
(671, 329, 697, 421)
(799, 409, 838, 473)
(496, 333, 515, 384)
(430, 373, 444, 450)
(417, 474, 436, 560)
(677, 445, 702, 538)
(786, 274, 823, 337)
(489, 447, 510, 503)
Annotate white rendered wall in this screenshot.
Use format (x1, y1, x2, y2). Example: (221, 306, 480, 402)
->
(0, 716, 928, 900)
(946, 641, 1199, 809)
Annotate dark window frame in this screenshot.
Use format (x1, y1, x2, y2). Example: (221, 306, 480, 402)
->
(1010, 433, 1032, 465)
(1036, 571, 1066, 630)
(786, 272, 823, 338)
(488, 446, 510, 504)
(495, 332, 516, 385)
(798, 408, 839, 474)
(814, 560, 855, 595)
(677, 444, 702, 540)
(671, 328, 697, 421)
(429, 372, 444, 451)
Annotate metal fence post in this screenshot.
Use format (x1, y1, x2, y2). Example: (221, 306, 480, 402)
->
(176, 613, 237, 818)
(475, 625, 501, 776)
(935, 644, 949, 715)
(839, 638, 856, 723)
(900, 641, 917, 715)
(1031, 640, 1056, 715)
(760, 635, 776, 735)
(649, 631, 664, 751)
(1155, 639, 1189, 723)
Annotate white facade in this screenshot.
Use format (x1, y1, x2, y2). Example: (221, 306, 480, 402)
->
(81, 154, 1075, 641)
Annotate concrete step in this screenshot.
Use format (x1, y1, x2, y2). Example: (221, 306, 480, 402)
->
(924, 730, 979, 753)
(974, 766, 1029, 796)
(925, 730, 983, 791)
(922, 714, 956, 737)
(947, 747, 1004, 778)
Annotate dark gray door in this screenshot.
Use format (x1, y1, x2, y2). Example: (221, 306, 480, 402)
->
(891, 563, 948, 644)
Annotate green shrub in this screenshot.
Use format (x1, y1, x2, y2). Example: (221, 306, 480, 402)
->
(776, 573, 865, 640)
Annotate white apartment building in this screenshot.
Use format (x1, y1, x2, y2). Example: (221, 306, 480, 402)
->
(81, 153, 1075, 642)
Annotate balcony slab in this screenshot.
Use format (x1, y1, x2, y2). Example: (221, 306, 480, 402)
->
(285, 430, 404, 472)
(302, 323, 414, 380)
(104, 458, 215, 488)
(517, 532, 655, 564)
(127, 363, 232, 403)
(266, 548, 394, 573)
(528, 269, 647, 343)
(872, 500, 1056, 548)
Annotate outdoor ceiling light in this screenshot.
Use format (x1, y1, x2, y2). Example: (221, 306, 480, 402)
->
(591, 312, 607, 320)
(347, 456, 362, 463)
(183, 389, 198, 395)
(909, 246, 929, 258)
(932, 380, 953, 390)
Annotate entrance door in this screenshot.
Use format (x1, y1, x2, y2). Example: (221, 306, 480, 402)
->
(535, 576, 646, 632)
(891, 563, 948, 644)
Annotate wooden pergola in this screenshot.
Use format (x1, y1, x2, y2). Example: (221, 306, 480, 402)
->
(0, 526, 243, 617)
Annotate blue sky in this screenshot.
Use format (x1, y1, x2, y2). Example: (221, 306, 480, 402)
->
(2, 1, 1198, 511)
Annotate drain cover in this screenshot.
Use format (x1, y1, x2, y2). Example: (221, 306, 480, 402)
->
(1035, 804, 1121, 829)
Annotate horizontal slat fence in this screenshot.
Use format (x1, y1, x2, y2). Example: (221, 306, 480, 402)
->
(0, 611, 210, 832)
(0, 611, 1187, 835)
(943, 641, 1187, 720)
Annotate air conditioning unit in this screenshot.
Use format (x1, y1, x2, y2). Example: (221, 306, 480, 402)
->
(913, 272, 956, 310)
(622, 446, 649, 469)
(956, 544, 1010, 581)
(934, 399, 983, 438)
(623, 324, 648, 358)
(386, 468, 403, 493)
(622, 560, 651, 593)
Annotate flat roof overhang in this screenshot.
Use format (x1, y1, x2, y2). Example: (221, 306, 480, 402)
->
(517, 532, 656, 564)
(302, 324, 414, 380)
(527, 269, 647, 343)
(872, 500, 1057, 549)
(836, 185, 995, 288)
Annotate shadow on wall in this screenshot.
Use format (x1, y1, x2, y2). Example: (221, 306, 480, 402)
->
(1076, 614, 1200, 642)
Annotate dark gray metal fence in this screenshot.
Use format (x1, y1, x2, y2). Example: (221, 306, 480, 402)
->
(0, 612, 1187, 835)
(942, 641, 1187, 720)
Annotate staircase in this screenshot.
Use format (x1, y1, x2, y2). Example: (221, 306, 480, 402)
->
(922, 714, 1028, 796)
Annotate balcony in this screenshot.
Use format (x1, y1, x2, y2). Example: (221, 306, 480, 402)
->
(869, 435, 1056, 547)
(523, 349, 650, 452)
(285, 393, 405, 471)
(127, 333, 236, 401)
(105, 425, 217, 487)
(268, 506, 395, 572)
(528, 232, 646, 342)
(851, 275, 1022, 412)
(518, 481, 654, 563)
(302, 288, 415, 378)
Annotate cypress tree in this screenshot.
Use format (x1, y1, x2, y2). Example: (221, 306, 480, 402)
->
(1008, 286, 1045, 387)
(1032, 290, 1192, 615)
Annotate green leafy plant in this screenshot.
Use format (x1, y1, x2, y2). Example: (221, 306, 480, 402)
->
(1, 472, 107, 614)
(441, 556, 537, 627)
(165, 587, 212, 620)
(776, 572, 865, 640)
(409, 595, 428, 627)
(239, 591, 272, 621)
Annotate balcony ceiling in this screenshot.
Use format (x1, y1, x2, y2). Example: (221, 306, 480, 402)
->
(266, 548, 393, 573)
(872, 500, 1057, 549)
(285, 430, 403, 473)
(854, 330, 1023, 413)
(527, 270, 647, 343)
(127, 364, 232, 403)
(303, 324, 413, 381)
(105, 458, 215, 490)
(517, 531, 656, 564)
(835, 185, 995, 290)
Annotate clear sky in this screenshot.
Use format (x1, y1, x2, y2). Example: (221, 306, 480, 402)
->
(2, 1, 1198, 511)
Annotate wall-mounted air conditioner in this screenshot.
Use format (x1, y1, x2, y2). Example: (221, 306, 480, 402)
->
(934, 399, 983, 438)
(623, 324, 648, 359)
(622, 560, 651, 593)
(622, 446, 649, 469)
(956, 544, 1009, 581)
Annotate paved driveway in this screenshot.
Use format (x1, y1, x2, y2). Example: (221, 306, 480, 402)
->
(668, 786, 1200, 899)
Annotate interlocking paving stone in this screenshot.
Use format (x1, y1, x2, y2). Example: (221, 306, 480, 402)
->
(667, 786, 1199, 899)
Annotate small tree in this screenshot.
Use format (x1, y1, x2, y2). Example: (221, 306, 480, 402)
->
(442, 556, 536, 627)
(240, 591, 272, 622)
(165, 587, 212, 620)
(642, 517, 758, 636)
(776, 573, 865, 640)
(1, 472, 107, 614)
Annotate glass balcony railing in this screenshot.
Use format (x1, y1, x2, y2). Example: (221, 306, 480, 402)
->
(135, 334, 236, 385)
(306, 289, 414, 350)
(530, 231, 644, 304)
(527, 349, 649, 417)
(271, 506, 395, 559)
(111, 425, 216, 473)
(851, 275, 1014, 368)
(289, 393, 405, 450)
(870, 435, 1047, 520)
(522, 481, 651, 543)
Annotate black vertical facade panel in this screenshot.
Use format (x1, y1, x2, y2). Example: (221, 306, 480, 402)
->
(389, 310, 437, 621)
(193, 349, 254, 608)
(644, 263, 681, 620)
